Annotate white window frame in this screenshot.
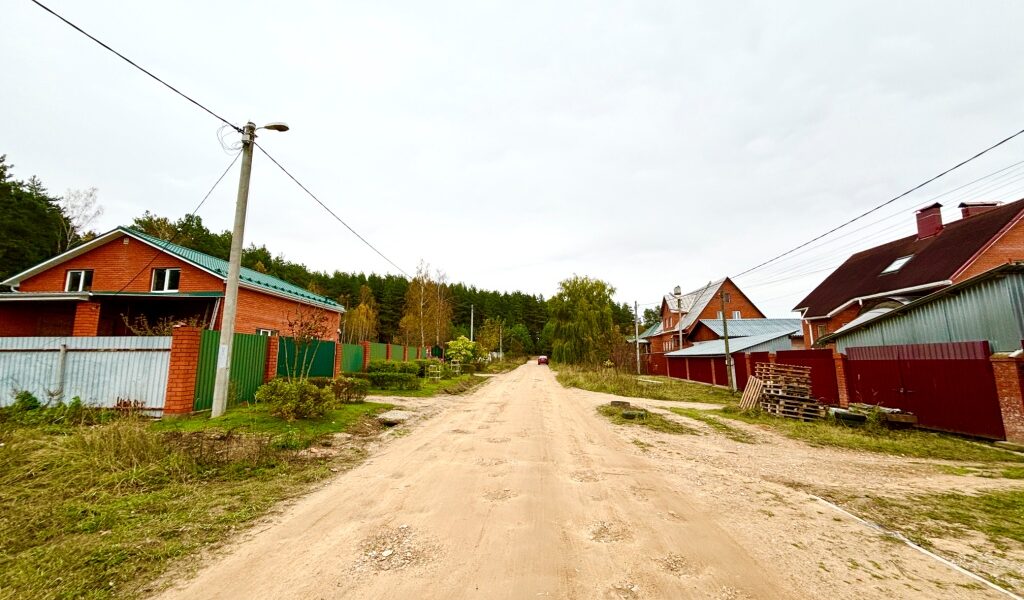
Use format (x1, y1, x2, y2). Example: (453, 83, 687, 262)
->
(732, 310, 741, 319)
(256, 328, 277, 336)
(881, 255, 913, 275)
(65, 269, 93, 292)
(151, 268, 181, 292)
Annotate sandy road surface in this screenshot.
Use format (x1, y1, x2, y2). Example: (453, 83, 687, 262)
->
(157, 364, 1005, 599)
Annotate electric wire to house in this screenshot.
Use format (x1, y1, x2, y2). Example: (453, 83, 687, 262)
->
(110, 150, 242, 297)
(253, 142, 411, 278)
(732, 125, 1024, 280)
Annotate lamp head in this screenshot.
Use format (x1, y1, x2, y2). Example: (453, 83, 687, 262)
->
(261, 122, 290, 132)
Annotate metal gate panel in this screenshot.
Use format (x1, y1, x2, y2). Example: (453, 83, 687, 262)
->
(194, 331, 268, 411)
(340, 343, 364, 373)
(276, 337, 336, 379)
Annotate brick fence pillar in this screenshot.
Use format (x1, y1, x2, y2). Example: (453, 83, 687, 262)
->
(264, 335, 279, 383)
(334, 342, 343, 378)
(684, 357, 690, 380)
(72, 302, 101, 336)
(744, 353, 752, 382)
(768, 352, 776, 365)
(402, 346, 409, 362)
(711, 358, 718, 386)
(361, 340, 371, 371)
(834, 350, 850, 408)
(992, 356, 1024, 444)
(385, 344, 392, 361)
(164, 326, 203, 415)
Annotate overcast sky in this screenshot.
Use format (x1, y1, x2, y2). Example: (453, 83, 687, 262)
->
(5, 1, 1024, 317)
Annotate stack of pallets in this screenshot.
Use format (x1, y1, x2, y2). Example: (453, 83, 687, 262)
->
(753, 363, 825, 421)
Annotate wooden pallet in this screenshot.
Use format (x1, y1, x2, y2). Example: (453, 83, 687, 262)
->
(739, 377, 764, 410)
(753, 362, 824, 421)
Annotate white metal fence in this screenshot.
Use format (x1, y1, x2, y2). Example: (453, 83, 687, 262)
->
(0, 336, 172, 410)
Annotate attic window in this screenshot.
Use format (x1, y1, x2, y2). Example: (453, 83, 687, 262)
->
(881, 255, 913, 275)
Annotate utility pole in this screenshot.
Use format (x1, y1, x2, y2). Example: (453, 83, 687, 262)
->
(498, 320, 503, 360)
(470, 304, 474, 341)
(211, 121, 288, 418)
(720, 290, 736, 392)
(634, 300, 640, 375)
(677, 296, 683, 352)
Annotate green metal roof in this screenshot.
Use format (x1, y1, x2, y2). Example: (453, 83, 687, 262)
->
(123, 227, 343, 310)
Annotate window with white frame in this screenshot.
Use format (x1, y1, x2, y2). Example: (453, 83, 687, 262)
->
(881, 255, 913, 274)
(732, 310, 741, 319)
(256, 328, 277, 336)
(151, 268, 180, 292)
(816, 324, 827, 338)
(65, 269, 93, 292)
(716, 310, 723, 319)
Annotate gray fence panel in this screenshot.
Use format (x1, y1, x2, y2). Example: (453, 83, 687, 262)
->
(0, 336, 172, 410)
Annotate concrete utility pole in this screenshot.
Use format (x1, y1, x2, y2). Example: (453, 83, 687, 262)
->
(720, 290, 736, 392)
(470, 304, 474, 341)
(498, 320, 503, 360)
(634, 300, 640, 375)
(677, 296, 683, 352)
(211, 121, 288, 418)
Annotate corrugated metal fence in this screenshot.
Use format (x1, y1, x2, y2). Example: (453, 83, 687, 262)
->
(277, 337, 335, 378)
(0, 336, 171, 409)
(340, 343, 363, 373)
(193, 331, 269, 411)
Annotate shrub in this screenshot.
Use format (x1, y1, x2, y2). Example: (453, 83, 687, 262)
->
(332, 377, 369, 403)
(366, 360, 398, 373)
(254, 379, 335, 421)
(367, 372, 422, 391)
(12, 390, 41, 411)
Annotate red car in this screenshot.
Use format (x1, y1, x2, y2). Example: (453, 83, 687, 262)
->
(537, 355, 549, 365)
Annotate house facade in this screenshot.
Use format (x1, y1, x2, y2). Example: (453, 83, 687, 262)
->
(641, 278, 766, 375)
(795, 199, 1024, 346)
(0, 227, 343, 339)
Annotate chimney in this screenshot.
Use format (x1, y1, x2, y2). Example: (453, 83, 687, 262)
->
(958, 201, 1001, 219)
(915, 203, 943, 239)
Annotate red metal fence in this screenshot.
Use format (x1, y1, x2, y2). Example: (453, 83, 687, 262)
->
(845, 341, 1005, 439)
(774, 349, 840, 405)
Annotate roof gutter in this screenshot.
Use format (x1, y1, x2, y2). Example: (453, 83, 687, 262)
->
(822, 280, 952, 318)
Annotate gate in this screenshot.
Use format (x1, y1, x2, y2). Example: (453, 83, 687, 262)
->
(194, 331, 268, 411)
(276, 337, 336, 378)
(340, 343, 364, 373)
(845, 341, 1004, 439)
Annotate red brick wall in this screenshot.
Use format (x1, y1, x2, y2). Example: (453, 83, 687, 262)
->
(229, 287, 340, 340)
(264, 335, 280, 383)
(992, 356, 1024, 444)
(0, 303, 74, 336)
(804, 304, 861, 347)
(697, 279, 766, 321)
(19, 235, 223, 293)
(164, 326, 203, 415)
(72, 302, 101, 336)
(956, 215, 1024, 281)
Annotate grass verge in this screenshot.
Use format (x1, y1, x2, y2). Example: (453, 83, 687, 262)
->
(714, 406, 1024, 463)
(669, 407, 756, 443)
(0, 403, 388, 599)
(597, 404, 699, 435)
(369, 374, 486, 398)
(557, 366, 736, 404)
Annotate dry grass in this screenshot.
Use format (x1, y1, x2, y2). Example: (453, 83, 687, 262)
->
(596, 404, 699, 435)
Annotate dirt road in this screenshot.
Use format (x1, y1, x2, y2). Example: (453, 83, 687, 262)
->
(157, 364, 1007, 599)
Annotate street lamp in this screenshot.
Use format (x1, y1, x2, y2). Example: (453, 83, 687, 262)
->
(211, 121, 288, 418)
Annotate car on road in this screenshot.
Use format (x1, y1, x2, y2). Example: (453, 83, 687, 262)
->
(537, 355, 548, 365)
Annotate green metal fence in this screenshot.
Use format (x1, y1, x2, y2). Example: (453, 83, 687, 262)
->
(340, 343, 364, 373)
(277, 337, 336, 378)
(389, 344, 404, 361)
(194, 331, 268, 411)
(369, 342, 387, 362)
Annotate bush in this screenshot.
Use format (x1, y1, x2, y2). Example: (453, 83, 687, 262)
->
(367, 372, 422, 391)
(366, 360, 418, 375)
(12, 390, 41, 411)
(254, 379, 335, 421)
(304, 377, 369, 403)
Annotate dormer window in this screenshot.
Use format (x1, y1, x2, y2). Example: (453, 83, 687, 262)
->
(881, 255, 912, 275)
(152, 268, 180, 292)
(65, 270, 93, 292)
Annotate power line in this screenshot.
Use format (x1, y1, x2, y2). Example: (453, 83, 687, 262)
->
(733, 126, 1024, 278)
(253, 142, 411, 278)
(28, 0, 241, 133)
(112, 151, 241, 296)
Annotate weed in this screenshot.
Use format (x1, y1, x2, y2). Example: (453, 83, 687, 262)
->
(596, 404, 699, 435)
(669, 407, 756, 443)
(557, 366, 736, 404)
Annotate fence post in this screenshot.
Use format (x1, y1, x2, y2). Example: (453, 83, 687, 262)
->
(72, 302, 101, 336)
(711, 358, 718, 386)
(768, 352, 776, 365)
(264, 334, 279, 383)
(386, 344, 392, 361)
(361, 341, 371, 371)
(833, 350, 850, 408)
(992, 355, 1024, 444)
(744, 353, 752, 384)
(334, 342, 343, 378)
(403, 346, 409, 362)
(164, 326, 203, 415)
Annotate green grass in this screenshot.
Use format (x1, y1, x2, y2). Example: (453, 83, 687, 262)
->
(152, 402, 391, 449)
(596, 404, 699, 435)
(714, 406, 1024, 463)
(669, 407, 756, 443)
(864, 490, 1024, 549)
(936, 464, 1024, 479)
(557, 366, 736, 404)
(368, 374, 486, 398)
(0, 404, 388, 599)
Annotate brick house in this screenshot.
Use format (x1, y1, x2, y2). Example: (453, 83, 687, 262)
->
(0, 227, 343, 339)
(641, 278, 766, 375)
(795, 198, 1024, 346)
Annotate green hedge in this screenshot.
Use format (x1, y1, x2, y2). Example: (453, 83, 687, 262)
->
(305, 376, 369, 403)
(367, 360, 419, 375)
(343, 371, 421, 391)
